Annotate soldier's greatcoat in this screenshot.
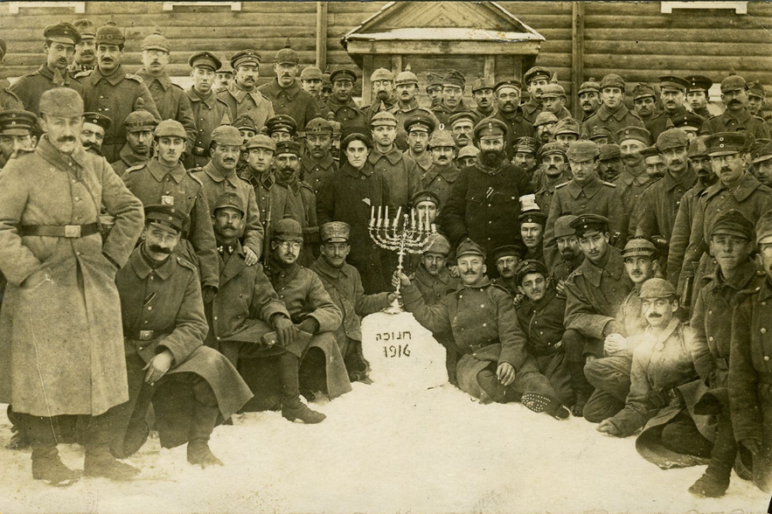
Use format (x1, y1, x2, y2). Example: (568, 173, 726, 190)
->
(185, 87, 231, 168)
(10, 64, 84, 116)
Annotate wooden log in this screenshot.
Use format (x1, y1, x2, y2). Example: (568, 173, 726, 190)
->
(345, 40, 542, 56)
(584, 40, 772, 58)
(570, 2, 584, 120)
(585, 28, 772, 43)
(362, 55, 373, 106)
(315, 1, 328, 70)
(583, 54, 772, 71)
(585, 14, 771, 29)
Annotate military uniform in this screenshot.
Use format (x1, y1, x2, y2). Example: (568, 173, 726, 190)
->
(635, 164, 698, 241)
(702, 109, 770, 140)
(218, 83, 275, 133)
(394, 100, 439, 149)
(432, 99, 473, 128)
(646, 106, 703, 142)
(422, 162, 460, 208)
(367, 146, 421, 211)
(487, 109, 536, 159)
(521, 98, 542, 124)
(300, 152, 336, 196)
(111, 144, 150, 177)
(10, 64, 84, 116)
(185, 87, 231, 168)
(667, 179, 712, 289)
(0, 84, 23, 111)
(614, 166, 654, 235)
(136, 69, 197, 151)
(581, 104, 645, 143)
(259, 79, 319, 130)
(325, 96, 366, 130)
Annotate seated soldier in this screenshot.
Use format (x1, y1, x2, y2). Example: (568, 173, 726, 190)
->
(112, 205, 254, 468)
(311, 221, 397, 383)
(491, 243, 526, 296)
(515, 260, 573, 406)
(519, 209, 547, 263)
(397, 239, 569, 419)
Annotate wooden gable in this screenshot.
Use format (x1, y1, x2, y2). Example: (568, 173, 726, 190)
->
(354, 2, 532, 32)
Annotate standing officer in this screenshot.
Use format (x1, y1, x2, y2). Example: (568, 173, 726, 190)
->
(646, 76, 703, 141)
(325, 67, 366, 130)
(259, 45, 320, 131)
(218, 50, 274, 132)
(301, 117, 337, 196)
(186, 51, 231, 168)
(78, 24, 161, 163)
(578, 79, 601, 121)
(361, 68, 398, 122)
(69, 19, 97, 74)
(521, 66, 552, 124)
(581, 74, 645, 142)
(111, 108, 156, 175)
(702, 73, 770, 140)
(684, 75, 714, 119)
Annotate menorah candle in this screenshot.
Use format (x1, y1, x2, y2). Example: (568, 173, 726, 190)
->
(370, 205, 375, 227)
(411, 209, 416, 230)
(384, 215, 390, 229)
(431, 223, 437, 232)
(394, 206, 402, 228)
(377, 206, 382, 228)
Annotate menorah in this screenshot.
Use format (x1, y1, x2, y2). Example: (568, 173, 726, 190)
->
(369, 205, 436, 313)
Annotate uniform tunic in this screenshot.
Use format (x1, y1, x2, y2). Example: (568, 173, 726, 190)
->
(300, 152, 336, 196)
(431, 99, 473, 128)
(535, 171, 571, 215)
(136, 69, 198, 152)
(259, 79, 320, 131)
(635, 165, 698, 241)
(422, 163, 460, 208)
(581, 104, 644, 143)
(369, 146, 421, 210)
(486, 110, 536, 159)
(521, 98, 542, 124)
(10, 64, 84, 116)
(406, 149, 432, 173)
(702, 108, 770, 140)
(393, 99, 439, 149)
(218, 82, 275, 132)
(0, 84, 23, 110)
(185, 87, 231, 168)
(325, 96, 366, 130)
(111, 144, 150, 177)
(667, 179, 712, 289)
(646, 106, 703, 142)
(613, 166, 653, 235)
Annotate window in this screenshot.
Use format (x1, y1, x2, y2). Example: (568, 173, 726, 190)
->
(661, 2, 747, 14)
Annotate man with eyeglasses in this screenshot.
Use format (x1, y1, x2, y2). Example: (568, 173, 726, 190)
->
(422, 129, 459, 207)
(702, 73, 770, 140)
(403, 113, 435, 173)
(646, 76, 703, 142)
(362, 68, 398, 123)
(432, 70, 472, 127)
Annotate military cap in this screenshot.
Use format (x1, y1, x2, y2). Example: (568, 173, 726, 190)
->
(43, 22, 81, 45)
(755, 209, 772, 245)
(424, 233, 451, 256)
(705, 132, 747, 156)
(341, 126, 372, 149)
(95, 24, 125, 46)
(124, 109, 157, 132)
(275, 45, 299, 65)
(640, 146, 661, 159)
(566, 140, 600, 161)
(0, 38, 6, 59)
(553, 118, 581, 136)
(145, 204, 189, 233)
(588, 126, 614, 143)
(188, 51, 221, 71)
(493, 243, 526, 262)
(710, 209, 754, 241)
(426, 73, 443, 89)
(448, 111, 479, 128)
(513, 136, 539, 155)
(617, 126, 652, 146)
(370, 68, 394, 82)
(541, 83, 566, 98)
(516, 259, 549, 286)
(578, 80, 600, 95)
(554, 215, 578, 239)
(534, 112, 558, 128)
(300, 66, 323, 81)
(142, 32, 170, 52)
(410, 190, 441, 208)
(751, 140, 772, 164)
(456, 239, 486, 260)
(518, 210, 547, 227)
(404, 113, 436, 134)
(275, 140, 301, 156)
(231, 50, 261, 69)
(330, 67, 357, 84)
(473, 118, 507, 140)
(245, 134, 276, 152)
(747, 80, 766, 100)
(671, 112, 704, 132)
(471, 77, 495, 93)
(0, 110, 37, 136)
(638, 278, 677, 299)
(266, 114, 298, 135)
(599, 143, 621, 161)
(600, 74, 626, 91)
(570, 214, 609, 237)
(320, 221, 350, 243)
(631, 83, 656, 101)
(274, 217, 304, 242)
(83, 112, 112, 132)
(658, 75, 690, 91)
(457, 145, 480, 159)
(494, 80, 522, 93)
(688, 135, 710, 158)
(72, 19, 96, 40)
(443, 70, 466, 89)
(395, 69, 418, 86)
(305, 117, 332, 135)
(232, 114, 257, 133)
(321, 73, 332, 91)
(39, 88, 83, 117)
(154, 119, 186, 139)
(370, 110, 398, 127)
(214, 192, 245, 215)
(721, 73, 747, 93)
(539, 141, 567, 158)
(684, 75, 712, 93)
(656, 128, 689, 152)
(622, 237, 657, 258)
(210, 125, 242, 146)
(524, 66, 552, 85)
(219, 56, 234, 74)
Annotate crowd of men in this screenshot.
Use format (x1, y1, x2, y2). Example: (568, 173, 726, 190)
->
(1, 19, 772, 501)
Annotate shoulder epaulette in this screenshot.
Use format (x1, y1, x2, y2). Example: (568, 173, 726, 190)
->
(554, 182, 569, 189)
(124, 163, 147, 174)
(73, 69, 93, 79)
(602, 181, 617, 188)
(188, 172, 204, 187)
(125, 73, 143, 83)
(172, 82, 184, 90)
(299, 180, 314, 191)
(698, 188, 710, 198)
(175, 256, 198, 273)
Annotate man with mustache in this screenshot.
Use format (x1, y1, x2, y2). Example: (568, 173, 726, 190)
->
(519, 210, 547, 264)
(702, 73, 770, 140)
(362, 68, 398, 124)
(392, 69, 438, 152)
(301, 118, 337, 196)
(0, 39, 23, 111)
(534, 111, 558, 144)
(632, 83, 659, 125)
(11, 23, 84, 117)
(69, 19, 97, 74)
(79, 112, 111, 155)
(488, 81, 536, 160)
(471, 78, 496, 120)
(449, 112, 477, 150)
(213, 57, 234, 93)
(581, 74, 644, 143)
(422, 129, 459, 206)
(684, 75, 715, 120)
(403, 114, 435, 173)
(491, 243, 526, 296)
(540, 83, 572, 121)
(192, 125, 264, 267)
(521, 66, 551, 124)
(425, 73, 444, 109)
(259, 45, 320, 132)
(615, 126, 654, 237)
(598, 144, 623, 182)
(0, 109, 36, 170)
(534, 142, 570, 215)
(578, 80, 601, 121)
(641, 146, 667, 182)
(265, 114, 297, 144)
(325, 67, 366, 131)
(548, 215, 584, 296)
(240, 135, 276, 257)
(646, 76, 703, 142)
(78, 24, 161, 163)
(369, 111, 421, 210)
(751, 141, 772, 188)
(185, 51, 232, 168)
(398, 240, 569, 419)
(218, 50, 275, 133)
(111, 108, 156, 175)
(431, 70, 472, 127)
(746, 80, 766, 118)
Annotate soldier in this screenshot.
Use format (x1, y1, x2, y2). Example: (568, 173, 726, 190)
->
(578, 79, 601, 121)
(641, 145, 667, 181)
(258, 45, 320, 131)
(393, 69, 439, 151)
(0, 109, 37, 169)
(265, 114, 298, 143)
(80, 112, 111, 155)
(442, 118, 534, 275)
(300, 66, 323, 100)
(684, 75, 714, 120)
(751, 140, 772, 188)
(186, 51, 232, 168)
(562, 214, 635, 416)
(488, 80, 536, 159)
(0, 88, 145, 484)
(746, 80, 766, 118)
(0, 38, 23, 111)
(471, 78, 496, 120)
(543, 140, 626, 268)
(218, 50, 274, 132)
(491, 243, 526, 296)
(554, 118, 581, 144)
(70, 19, 97, 74)
(512, 136, 540, 183)
(598, 144, 623, 182)
(448, 111, 477, 150)
(534, 111, 558, 144)
(361, 68, 398, 123)
(646, 76, 703, 142)
(540, 83, 572, 121)
(521, 66, 552, 124)
(632, 83, 658, 124)
(320, 73, 333, 104)
(519, 210, 547, 263)
(534, 142, 570, 211)
(549, 214, 584, 296)
(369, 111, 421, 210)
(398, 240, 569, 419)
(122, 120, 219, 295)
(432, 70, 472, 127)
(456, 144, 479, 169)
(311, 221, 396, 382)
(403, 114, 435, 173)
(425, 73, 444, 109)
(112, 204, 253, 468)
(301, 118, 337, 196)
(192, 125, 263, 265)
(616, 126, 654, 234)
(326, 67, 366, 130)
(78, 24, 162, 163)
(240, 134, 276, 256)
(110, 109, 156, 175)
(213, 56, 234, 93)
(10, 23, 84, 117)
(702, 73, 770, 140)
(672, 111, 706, 140)
(423, 129, 460, 206)
(581, 74, 645, 142)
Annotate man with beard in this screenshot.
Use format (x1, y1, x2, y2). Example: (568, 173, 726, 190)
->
(598, 144, 623, 182)
(521, 66, 551, 124)
(549, 215, 583, 296)
(647, 76, 702, 142)
(562, 214, 635, 416)
(471, 78, 496, 120)
(312, 222, 396, 383)
(259, 46, 320, 132)
(449, 112, 476, 150)
(534, 142, 570, 215)
(703, 74, 770, 140)
(369, 111, 421, 210)
(218, 50, 274, 133)
(582, 74, 644, 142)
(186, 51, 231, 169)
(393, 69, 438, 151)
(534, 111, 558, 144)
(512, 137, 540, 183)
(398, 240, 570, 419)
(213, 57, 233, 93)
(136, 33, 197, 154)
(425, 73, 444, 109)
(747, 80, 766, 118)
(520, 210, 547, 263)
(488, 81, 536, 159)
(69, 19, 97, 74)
(684, 75, 715, 120)
(326, 67, 366, 130)
(553, 118, 581, 144)
(456, 144, 479, 169)
(540, 83, 572, 121)
(403, 114, 435, 173)
(80, 112, 110, 155)
(78, 25, 161, 163)
(616, 126, 654, 235)
(543, 140, 626, 268)
(362, 68, 398, 123)
(265, 114, 297, 144)
(578, 79, 601, 121)
(491, 243, 526, 296)
(193, 125, 263, 266)
(301, 118, 337, 196)
(11, 23, 84, 117)
(443, 119, 534, 275)
(123, 120, 219, 296)
(632, 83, 659, 125)
(432, 70, 472, 127)
(641, 145, 667, 182)
(111, 109, 156, 175)
(422, 129, 459, 206)
(751, 141, 772, 188)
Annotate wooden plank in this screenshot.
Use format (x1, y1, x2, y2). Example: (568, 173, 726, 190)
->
(391, 55, 403, 76)
(582, 68, 772, 84)
(584, 54, 772, 71)
(585, 14, 767, 29)
(345, 40, 542, 56)
(570, 2, 584, 120)
(585, 28, 772, 43)
(362, 54, 373, 106)
(497, 2, 574, 15)
(315, 2, 328, 70)
(484, 56, 495, 83)
(327, 2, 388, 14)
(584, 40, 772, 57)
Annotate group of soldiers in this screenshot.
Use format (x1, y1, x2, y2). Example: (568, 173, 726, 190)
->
(1, 19, 772, 501)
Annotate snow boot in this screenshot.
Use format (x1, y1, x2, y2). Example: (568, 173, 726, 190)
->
(476, 369, 507, 403)
(568, 361, 593, 417)
(186, 383, 223, 468)
(689, 415, 735, 498)
(281, 402, 326, 424)
(345, 340, 371, 383)
(83, 412, 141, 481)
(279, 352, 326, 424)
(521, 393, 570, 420)
(26, 415, 80, 487)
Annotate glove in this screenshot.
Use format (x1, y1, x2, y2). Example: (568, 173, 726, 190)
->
(298, 318, 320, 335)
(274, 316, 297, 347)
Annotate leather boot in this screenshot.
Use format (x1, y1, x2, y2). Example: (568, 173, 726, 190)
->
(568, 361, 593, 417)
(346, 340, 371, 383)
(26, 414, 80, 486)
(476, 369, 507, 403)
(6, 405, 29, 450)
(186, 382, 223, 468)
(521, 393, 570, 420)
(689, 414, 735, 498)
(279, 352, 326, 424)
(84, 411, 141, 481)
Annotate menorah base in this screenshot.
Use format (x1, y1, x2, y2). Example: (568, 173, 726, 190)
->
(382, 296, 403, 315)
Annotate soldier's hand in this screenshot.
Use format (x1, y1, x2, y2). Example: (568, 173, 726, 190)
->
(448, 265, 460, 278)
(741, 438, 763, 455)
(597, 419, 621, 437)
(555, 280, 565, 295)
(604, 333, 628, 354)
(275, 316, 297, 346)
(143, 350, 174, 385)
(497, 362, 516, 387)
(244, 247, 259, 266)
(387, 292, 399, 304)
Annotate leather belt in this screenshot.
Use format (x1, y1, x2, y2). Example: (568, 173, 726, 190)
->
(467, 340, 499, 354)
(126, 330, 168, 341)
(20, 223, 99, 238)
